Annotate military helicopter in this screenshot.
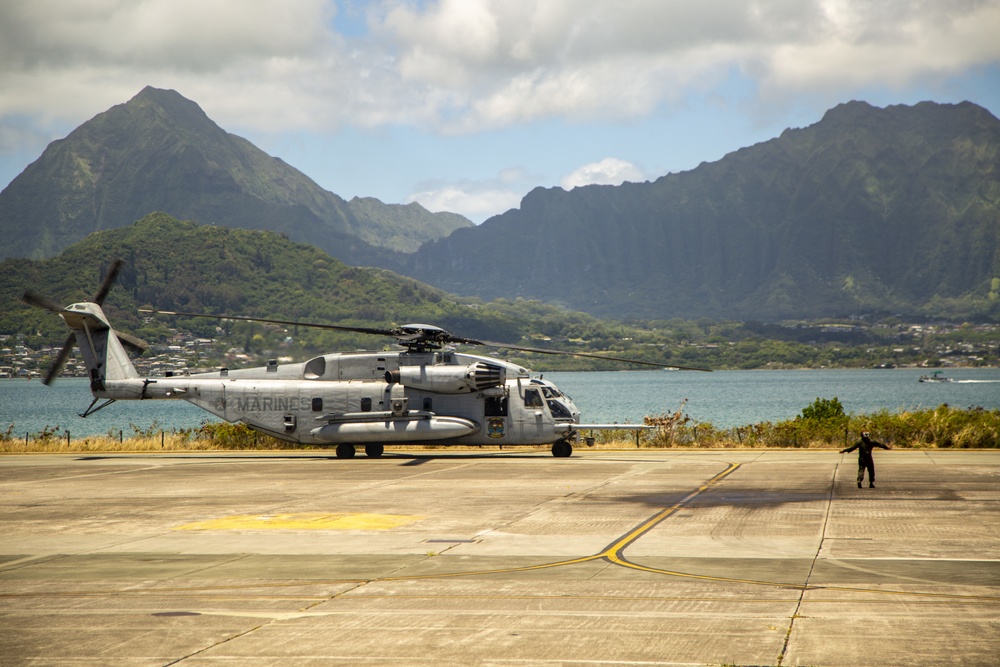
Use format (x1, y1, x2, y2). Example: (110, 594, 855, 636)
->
(23, 261, 709, 458)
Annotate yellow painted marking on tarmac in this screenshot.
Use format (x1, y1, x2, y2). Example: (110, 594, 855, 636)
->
(174, 512, 423, 531)
(604, 461, 741, 557)
(385, 462, 742, 582)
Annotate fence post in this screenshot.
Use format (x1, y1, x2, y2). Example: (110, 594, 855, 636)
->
(66, 431, 70, 448)
(161, 431, 165, 448)
(119, 430, 123, 443)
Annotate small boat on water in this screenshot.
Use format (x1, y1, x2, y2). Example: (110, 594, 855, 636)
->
(919, 371, 952, 383)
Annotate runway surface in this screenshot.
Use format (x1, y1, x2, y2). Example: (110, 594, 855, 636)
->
(2, 449, 998, 666)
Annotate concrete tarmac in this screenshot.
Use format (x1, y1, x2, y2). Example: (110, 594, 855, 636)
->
(1, 449, 998, 666)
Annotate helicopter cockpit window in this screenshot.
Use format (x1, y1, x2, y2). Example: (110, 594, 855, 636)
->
(541, 386, 561, 398)
(360, 397, 372, 412)
(523, 388, 543, 408)
(485, 396, 508, 417)
(547, 400, 573, 420)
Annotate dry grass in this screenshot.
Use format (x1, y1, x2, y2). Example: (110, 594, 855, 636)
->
(0, 433, 222, 453)
(4, 403, 998, 453)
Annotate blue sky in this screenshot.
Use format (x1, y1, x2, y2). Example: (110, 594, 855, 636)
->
(1, 0, 999, 222)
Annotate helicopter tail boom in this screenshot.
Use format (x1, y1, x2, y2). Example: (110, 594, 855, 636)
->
(58, 302, 140, 393)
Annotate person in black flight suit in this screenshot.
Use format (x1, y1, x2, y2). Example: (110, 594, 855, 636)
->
(841, 431, 892, 488)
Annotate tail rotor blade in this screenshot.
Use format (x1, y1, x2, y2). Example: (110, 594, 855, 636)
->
(43, 335, 76, 386)
(92, 259, 124, 305)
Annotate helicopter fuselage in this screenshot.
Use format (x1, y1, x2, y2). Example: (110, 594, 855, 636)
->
(98, 349, 584, 450)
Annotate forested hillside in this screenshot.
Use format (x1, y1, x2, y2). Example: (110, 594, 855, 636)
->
(4, 213, 996, 374)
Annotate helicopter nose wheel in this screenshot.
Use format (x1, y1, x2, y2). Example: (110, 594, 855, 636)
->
(551, 440, 573, 457)
(335, 443, 356, 459)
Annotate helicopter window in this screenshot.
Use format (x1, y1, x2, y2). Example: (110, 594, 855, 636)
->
(423, 397, 433, 412)
(311, 397, 323, 412)
(485, 396, 508, 417)
(360, 397, 373, 412)
(523, 388, 543, 408)
(547, 400, 572, 420)
(541, 386, 562, 398)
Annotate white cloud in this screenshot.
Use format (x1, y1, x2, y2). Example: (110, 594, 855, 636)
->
(0, 0, 331, 70)
(3, 0, 998, 138)
(1, 0, 998, 137)
(561, 158, 646, 190)
(371, 0, 1000, 130)
(408, 168, 534, 223)
(409, 185, 523, 223)
(762, 1, 1000, 91)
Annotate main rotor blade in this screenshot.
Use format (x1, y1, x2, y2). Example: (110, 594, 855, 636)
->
(139, 308, 710, 370)
(43, 335, 76, 386)
(138, 309, 399, 338)
(92, 259, 124, 305)
(21, 290, 64, 313)
(476, 339, 712, 372)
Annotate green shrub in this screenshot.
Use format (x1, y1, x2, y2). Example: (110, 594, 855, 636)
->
(195, 421, 292, 449)
(801, 396, 846, 422)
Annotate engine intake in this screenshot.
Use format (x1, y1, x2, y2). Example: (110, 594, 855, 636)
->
(385, 361, 506, 393)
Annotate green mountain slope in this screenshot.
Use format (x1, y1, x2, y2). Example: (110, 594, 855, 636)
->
(2, 213, 652, 369)
(0, 87, 471, 261)
(400, 101, 1000, 321)
(0, 212, 514, 348)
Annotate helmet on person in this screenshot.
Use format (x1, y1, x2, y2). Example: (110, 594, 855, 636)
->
(861, 431, 870, 438)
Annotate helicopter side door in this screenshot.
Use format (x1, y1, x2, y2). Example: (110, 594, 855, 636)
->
(516, 385, 550, 443)
(482, 391, 509, 441)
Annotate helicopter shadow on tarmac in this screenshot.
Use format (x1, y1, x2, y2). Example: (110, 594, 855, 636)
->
(604, 488, 832, 511)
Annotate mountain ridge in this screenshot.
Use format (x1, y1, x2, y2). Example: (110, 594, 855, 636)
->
(0, 86, 472, 261)
(395, 100, 1000, 321)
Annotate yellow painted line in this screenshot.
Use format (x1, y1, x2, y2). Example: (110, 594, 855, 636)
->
(604, 461, 741, 558)
(386, 462, 742, 582)
(174, 512, 424, 531)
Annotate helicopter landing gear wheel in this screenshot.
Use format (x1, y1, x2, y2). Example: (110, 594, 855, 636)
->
(365, 444, 384, 458)
(551, 441, 573, 457)
(335, 443, 356, 459)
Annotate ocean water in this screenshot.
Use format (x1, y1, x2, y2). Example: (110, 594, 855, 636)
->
(546, 368, 1000, 427)
(2, 368, 999, 437)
